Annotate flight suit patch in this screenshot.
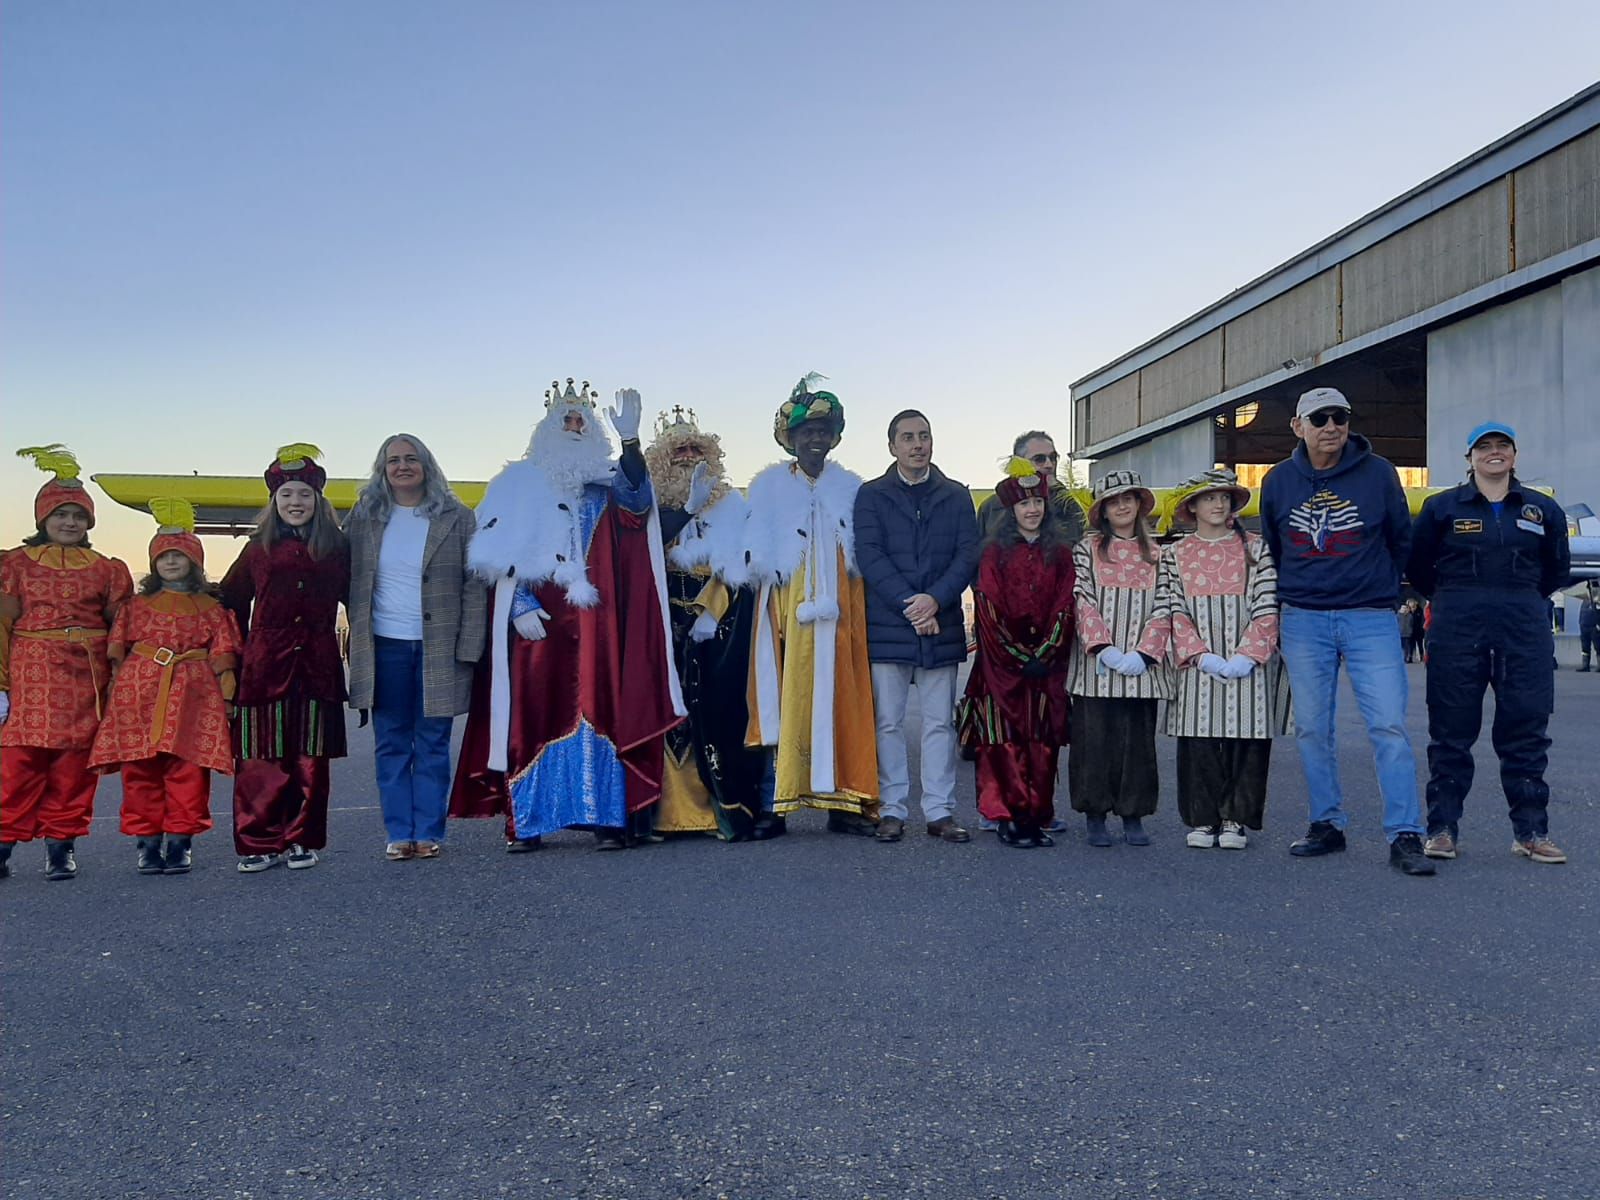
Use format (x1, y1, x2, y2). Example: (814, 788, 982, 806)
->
(1452, 519, 1483, 534)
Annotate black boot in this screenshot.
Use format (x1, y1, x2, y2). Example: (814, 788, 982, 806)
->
(750, 813, 787, 841)
(136, 837, 165, 875)
(1579, 656, 1592, 673)
(163, 835, 193, 874)
(0, 840, 13, 879)
(44, 839, 77, 881)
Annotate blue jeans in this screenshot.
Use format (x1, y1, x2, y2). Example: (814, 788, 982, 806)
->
(372, 637, 455, 843)
(1278, 605, 1423, 842)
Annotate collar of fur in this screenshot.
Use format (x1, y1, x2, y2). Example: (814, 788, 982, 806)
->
(466, 456, 612, 606)
(667, 489, 750, 587)
(743, 459, 862, 583)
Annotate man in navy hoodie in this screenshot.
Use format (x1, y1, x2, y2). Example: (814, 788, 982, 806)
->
(1259, 387, 1434, 875)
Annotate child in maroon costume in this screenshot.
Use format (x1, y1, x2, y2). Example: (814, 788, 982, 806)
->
(959, 458, 1076, 848)
(221, 445, 350, 873)
(91, 499, 242, 874)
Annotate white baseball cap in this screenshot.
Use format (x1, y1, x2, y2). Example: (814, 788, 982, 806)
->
(1295, 387, 1351, 420)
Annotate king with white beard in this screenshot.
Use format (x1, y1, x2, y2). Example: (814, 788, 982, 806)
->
(448, 380, 684, 850)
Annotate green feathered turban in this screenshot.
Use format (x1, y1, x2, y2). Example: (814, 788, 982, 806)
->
(773, 372, 845, 455)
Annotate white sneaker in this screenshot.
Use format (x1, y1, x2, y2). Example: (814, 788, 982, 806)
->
(284, 844, 319, 870)
(237, 853, 280, 873)
(1185, 826, 1218, 849)
(1217, 822, 1249, 850)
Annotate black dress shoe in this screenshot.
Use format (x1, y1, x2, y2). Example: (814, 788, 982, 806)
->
(875, 816, 904, 842)
(995, 821, 1019, 846)
(826, 812, 879, 837)
(505, 837, 542, 854)
(1289, 821, 1347, 857)
(1009, 823, 1040, 849)
(926, 817, 971, 843)
(594, 830, 627, 851)
(1389, 833, 1437, 876)
(750, 815, 787, 841)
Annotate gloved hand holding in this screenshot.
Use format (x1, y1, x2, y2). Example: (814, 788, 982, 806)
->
(689, 611, 719, 643)
(513, 609, 549, 641)
(1021, 657, 1050, 680)
(608, 388, 643, 442)
(0, 691, 9, 725)
(1198, 653, 1228, 677)
(1222, 653, 1257, 678)
(1115, 651, 1149, 678)
(1096, 647, 1127, 673)
(685, 461, 714, 515)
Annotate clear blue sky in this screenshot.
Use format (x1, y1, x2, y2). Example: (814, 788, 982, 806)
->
(4, 0, 1598, 567)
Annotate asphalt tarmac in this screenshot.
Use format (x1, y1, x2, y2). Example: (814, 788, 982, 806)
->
(4, 662, 1598, 1200)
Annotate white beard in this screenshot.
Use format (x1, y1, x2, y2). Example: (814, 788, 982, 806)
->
(527, 404, 615, 496)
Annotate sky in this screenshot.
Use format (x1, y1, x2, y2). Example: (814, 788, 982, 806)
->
(3, 0, 1598, 571)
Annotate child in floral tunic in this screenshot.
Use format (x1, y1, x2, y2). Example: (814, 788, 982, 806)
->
(0, 446, 133, 881)
(1153, 469, 1291, 850)
(90, 499, 243, 874)
(1065, 470, 1174, 848)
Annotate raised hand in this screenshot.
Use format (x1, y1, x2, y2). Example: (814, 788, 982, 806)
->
(608, 388, 643, 442)
(685, 461, 714, 515)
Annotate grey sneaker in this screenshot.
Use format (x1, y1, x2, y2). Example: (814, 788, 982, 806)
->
(237, 854, 280, 873)
(284, 845, 319, 870)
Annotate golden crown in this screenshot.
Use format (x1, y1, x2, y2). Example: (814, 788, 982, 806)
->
(544, 378, 597, 410)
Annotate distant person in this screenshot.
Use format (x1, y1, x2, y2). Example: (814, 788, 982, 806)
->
(90, 499, 242, 876)
(855, 408, 979, 844)
(1065, 470, 1173, 848)
(959, 457, 1075, 847)
(1407, 600, 1427, 663)
(345, 434, 485, 863)
(1259, 387, 1434, 875)
(0, 446, 133, 882)
(222, 445, 351, 874)
(1154, 469, 1291, 851)
(1579, 582, 1598, 673)
(1407, 421, 1572, 865)
(976, 431, 1086, 544)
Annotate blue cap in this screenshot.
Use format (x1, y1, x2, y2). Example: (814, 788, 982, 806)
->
(1466, 420, 1516, 450)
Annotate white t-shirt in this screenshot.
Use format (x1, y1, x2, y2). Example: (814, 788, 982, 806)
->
(372, 506, 429, 640)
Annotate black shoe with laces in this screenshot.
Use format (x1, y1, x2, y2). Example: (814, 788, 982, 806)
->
(1289, 821, 1346, 857)
(1389, 832, 1437, 876)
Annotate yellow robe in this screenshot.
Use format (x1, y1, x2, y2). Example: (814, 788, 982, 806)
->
(747, 547, 878, 815)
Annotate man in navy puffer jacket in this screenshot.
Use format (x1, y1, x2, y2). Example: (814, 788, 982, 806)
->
(854, 410, 980, 843)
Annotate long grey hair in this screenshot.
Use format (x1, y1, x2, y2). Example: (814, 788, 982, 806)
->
(350, 432, 460, 522)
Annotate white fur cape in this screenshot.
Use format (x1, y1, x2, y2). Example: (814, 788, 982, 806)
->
(742, 460, 861, 587)
(667, 490, 751, 588)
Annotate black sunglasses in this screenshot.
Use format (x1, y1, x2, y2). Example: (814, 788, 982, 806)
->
(1305, 409, 1350, 428)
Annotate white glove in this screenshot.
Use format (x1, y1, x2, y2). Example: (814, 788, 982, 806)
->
(1198, 653, 1228, 677)
(1115, 652, 1149, 678)
(0, 691, 9, 724)
(1096, 647, 1126, 672)
(608, 388, 643, 442)
(513, 609, 549, 641)
(1222, 653, 1257, 679)
(685, 461, 714, 515)
(689, 611, 720, 643)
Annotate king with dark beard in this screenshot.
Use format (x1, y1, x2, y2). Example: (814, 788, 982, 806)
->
(448, 381, 684, 850)
(643, 408, 765, 840)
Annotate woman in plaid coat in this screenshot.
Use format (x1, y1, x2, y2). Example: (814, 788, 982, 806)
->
(345, 434, 485, 862)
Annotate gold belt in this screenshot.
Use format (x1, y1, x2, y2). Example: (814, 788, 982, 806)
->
(130, 642, 209, 744)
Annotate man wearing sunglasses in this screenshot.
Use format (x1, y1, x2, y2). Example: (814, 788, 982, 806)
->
(1260, 387, 1434, 875)
(977, 431, 1086, 544)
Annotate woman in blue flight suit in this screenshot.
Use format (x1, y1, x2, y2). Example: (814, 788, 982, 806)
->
(1406, 421, 1572, 865)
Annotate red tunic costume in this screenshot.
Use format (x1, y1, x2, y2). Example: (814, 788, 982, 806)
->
(0, 545, 133, 842)
(959, 539, 1076, 827)
(221, 536, 350, 855)
(90, 590, 243, 836)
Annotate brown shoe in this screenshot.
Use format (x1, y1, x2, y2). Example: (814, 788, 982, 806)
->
(384, 841, 415, 861)
(875, 816, 904, 842)
(1512, 835, 1567, 864)
(926, 817, 971, 843)
(1422, 831, 1457, 859)
(412, 841, 441, 859)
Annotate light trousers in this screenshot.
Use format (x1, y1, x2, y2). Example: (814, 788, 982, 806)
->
(870, 662, 959, 823)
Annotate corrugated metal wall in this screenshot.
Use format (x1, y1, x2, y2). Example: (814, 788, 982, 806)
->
(1075, 124, 1600, 453)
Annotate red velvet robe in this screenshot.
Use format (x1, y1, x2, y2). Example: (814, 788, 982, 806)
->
(959, 539, 1076, 824)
